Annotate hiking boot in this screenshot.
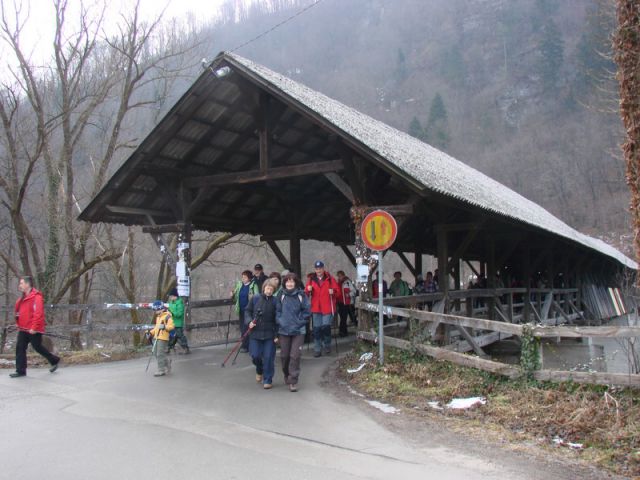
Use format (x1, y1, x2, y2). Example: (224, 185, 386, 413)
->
(313, 351, 321, 358)
(263, 383, 272, 390)
(9, 372, 25, 378)
(289, 384, 298, 392)
(184, 347, 191, 354)
(49, 361, 60, 373)
(154, 371, 166, 377)
(324, 347, 332, 355)
(256, 374, 263, 383)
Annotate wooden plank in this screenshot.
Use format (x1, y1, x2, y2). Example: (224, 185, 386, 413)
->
(267, 240, 291, 271)
(142, 223, 187, 234)
(531, 324, 640, 338)
(397, 252, 418, 277)
(183, 159, 344, 188)
(445, 332, 510, 353)
(324, 172, 355, 203)
(457, 325, 488, 357)
(340, 245, 356, 267)
(534, 369, 640, 387)
(357, 331, 521, 378)
(358, 301, 524, 336)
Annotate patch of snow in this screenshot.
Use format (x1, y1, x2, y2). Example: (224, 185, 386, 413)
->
(445, 397, 487, 409)
(367, 400, 399, 414)
(0, 358, 15, 365)
(427, 401, 443, 410)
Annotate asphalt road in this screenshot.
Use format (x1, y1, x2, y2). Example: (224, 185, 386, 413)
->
(0, 343, 619, 480)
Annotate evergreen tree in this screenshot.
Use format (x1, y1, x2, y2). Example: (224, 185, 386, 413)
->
(425, 93, 450, 150)
(408, 116, 425, 140)
(539, 19, 564, 90)
(395, 48, 408, 82)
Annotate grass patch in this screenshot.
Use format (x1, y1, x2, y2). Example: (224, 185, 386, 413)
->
(339, 343, 640, 477)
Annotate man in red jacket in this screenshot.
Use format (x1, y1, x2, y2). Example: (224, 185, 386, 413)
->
(305, 261, 341, 357)
(10, 276, 60, 378)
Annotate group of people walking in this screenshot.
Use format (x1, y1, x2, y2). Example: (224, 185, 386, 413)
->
(230, 261, 357, 392)
(7, 262, 359, 394)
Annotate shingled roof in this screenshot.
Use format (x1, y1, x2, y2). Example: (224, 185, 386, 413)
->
(79, 51, 635, 271)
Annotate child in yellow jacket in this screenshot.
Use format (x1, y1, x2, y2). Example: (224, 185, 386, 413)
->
(149, 300, 175, 377)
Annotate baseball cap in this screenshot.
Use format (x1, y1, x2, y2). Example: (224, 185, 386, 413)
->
(314, 260, 324, 268)
(254, 263, 263, 270)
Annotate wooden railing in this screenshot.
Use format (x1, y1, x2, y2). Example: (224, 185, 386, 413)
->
(356, 300, 640, 388)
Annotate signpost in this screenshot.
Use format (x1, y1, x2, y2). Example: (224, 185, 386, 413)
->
(361, 210, 398, 365)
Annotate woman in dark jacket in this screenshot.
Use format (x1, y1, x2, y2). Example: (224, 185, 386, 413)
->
(245, 278, 279, 389)
(276, 273, 311, 392)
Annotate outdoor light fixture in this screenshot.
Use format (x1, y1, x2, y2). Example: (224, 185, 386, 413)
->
(214, 66, 231, 78)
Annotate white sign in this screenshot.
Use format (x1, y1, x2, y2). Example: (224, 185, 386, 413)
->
(176, 261, 187, 277)
(356, 264, 369, 283)
(177, 276, 190, 287)
(177, 284, 190, 297)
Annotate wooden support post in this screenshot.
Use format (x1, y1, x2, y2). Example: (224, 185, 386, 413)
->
(267, 240, 292, 271)
(177, 224, 192, 327)
(523, 246, 531, 323)
(340, 245, 356, 268)
(487, 237, 496, 321)
(290, 233, 301, 277)
(415, 251, 423, 280)
(397, 251, 418, 277)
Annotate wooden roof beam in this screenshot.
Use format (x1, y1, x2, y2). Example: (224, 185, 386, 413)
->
(182, 159, 344, 189)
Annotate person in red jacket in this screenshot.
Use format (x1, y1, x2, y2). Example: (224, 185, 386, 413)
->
(10, 276, 60, 378)
(305, 261, 341, 357)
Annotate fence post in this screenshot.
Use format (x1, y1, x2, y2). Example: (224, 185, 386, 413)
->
(86, 308, 93, 349)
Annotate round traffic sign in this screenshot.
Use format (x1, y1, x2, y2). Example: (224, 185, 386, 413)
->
(361, 210, 397, 251)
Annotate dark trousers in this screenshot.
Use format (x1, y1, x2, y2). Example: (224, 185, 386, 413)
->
(239, 310, 249, 350)
(15, 331, 59, 375)
(279, 334, 304, 385)
(168, 326, 189, 350)
(337, 303, 356, 336)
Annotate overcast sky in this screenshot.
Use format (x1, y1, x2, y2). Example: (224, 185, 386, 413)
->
(1, 0, 246, 65)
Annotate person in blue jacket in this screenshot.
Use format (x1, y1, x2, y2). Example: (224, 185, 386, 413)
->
(276, 273, 310, 392)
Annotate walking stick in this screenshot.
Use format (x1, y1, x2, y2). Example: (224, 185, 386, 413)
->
(330, 290, 339, 354)
(225, 304, 233, 348)
(221, 322, 255, 368)
(146, 335, 158, 372)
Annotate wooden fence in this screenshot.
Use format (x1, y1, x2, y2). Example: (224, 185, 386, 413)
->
(357, 299, 640, 388)
(1, 298, 236, 351)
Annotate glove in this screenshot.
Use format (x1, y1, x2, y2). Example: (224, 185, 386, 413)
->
(159, 324, 166, 330)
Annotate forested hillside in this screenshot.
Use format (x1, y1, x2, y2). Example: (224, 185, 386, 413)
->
(191, 0, 627, 243)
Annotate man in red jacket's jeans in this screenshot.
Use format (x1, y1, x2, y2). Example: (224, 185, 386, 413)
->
(10, 276, 60, 378)
(305, 261, 341, 357)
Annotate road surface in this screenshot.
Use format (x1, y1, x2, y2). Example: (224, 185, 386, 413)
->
(0, 344, 618, 479)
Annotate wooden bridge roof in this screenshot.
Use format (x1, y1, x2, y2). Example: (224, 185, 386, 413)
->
(79, 52, 635, 272)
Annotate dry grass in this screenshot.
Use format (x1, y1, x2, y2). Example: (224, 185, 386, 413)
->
(338, 345, 640, 478)
(0, 347, 145, 369)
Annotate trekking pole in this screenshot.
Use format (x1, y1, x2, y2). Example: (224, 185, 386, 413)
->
(221, 322, 254, 368)
(146, 334, 158, 372)
(225, 304, 233, 348)
(12, 325, 73, 341)
(330, 291, 339, 354)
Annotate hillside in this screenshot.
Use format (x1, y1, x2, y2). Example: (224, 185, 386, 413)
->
(185, 0, 627, 243)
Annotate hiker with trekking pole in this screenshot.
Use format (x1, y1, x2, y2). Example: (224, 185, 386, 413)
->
(244, 278, 279, 389)
(9, 276, 60, 378)
(147, 300, 175, 377)
(230, 270, 260, 353)
(276, 273, 310, 392)
(305, 261, 341, 358)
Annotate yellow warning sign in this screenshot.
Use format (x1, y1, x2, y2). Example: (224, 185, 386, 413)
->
(361, 210, 398, 251)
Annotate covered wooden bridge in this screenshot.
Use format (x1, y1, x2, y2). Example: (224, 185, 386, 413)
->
(80, 52, 637, 361)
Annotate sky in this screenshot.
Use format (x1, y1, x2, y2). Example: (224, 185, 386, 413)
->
(0, 0, 248, 66)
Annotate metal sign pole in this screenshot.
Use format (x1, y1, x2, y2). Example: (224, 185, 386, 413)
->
(378, 253, 384, 365)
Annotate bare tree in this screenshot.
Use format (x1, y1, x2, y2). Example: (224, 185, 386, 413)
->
(0, 0, 201, 348)
(613, 0, 640, 274)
